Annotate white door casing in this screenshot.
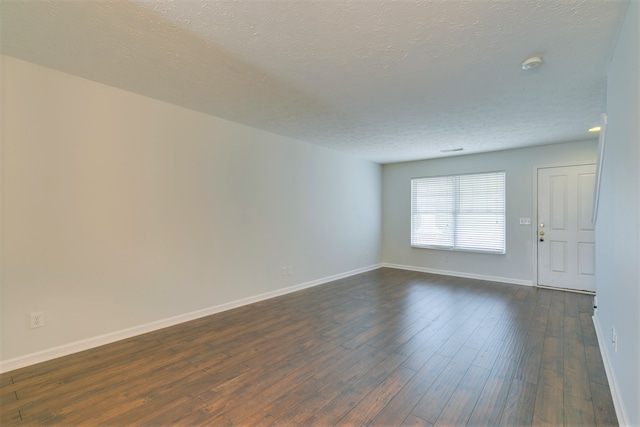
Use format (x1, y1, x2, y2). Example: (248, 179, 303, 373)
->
(537, 164, 596, 293)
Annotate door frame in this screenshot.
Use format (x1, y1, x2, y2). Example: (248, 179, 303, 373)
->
(532, 161, 597, 289)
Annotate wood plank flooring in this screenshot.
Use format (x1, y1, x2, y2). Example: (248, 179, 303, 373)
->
(0, 268, 618, 426)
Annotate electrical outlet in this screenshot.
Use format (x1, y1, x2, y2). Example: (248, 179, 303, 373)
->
(288, 265, 294, 275)
(281, 266, 287, 276)
(444, 254, 450, 262)
(30, 312, 45, 329)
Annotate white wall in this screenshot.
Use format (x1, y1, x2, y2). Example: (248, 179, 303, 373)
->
(594, 0, 640, 424)
(0, 56, 382, 369)
(382, 141, 597, 284)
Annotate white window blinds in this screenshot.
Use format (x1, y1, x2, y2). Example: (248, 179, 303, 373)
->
(411, 171, 506, 253)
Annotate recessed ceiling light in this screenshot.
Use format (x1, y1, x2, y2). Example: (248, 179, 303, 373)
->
(441, 148, 464, 153)
(588, 126, 601, 132)
(522, 56, 543, 70)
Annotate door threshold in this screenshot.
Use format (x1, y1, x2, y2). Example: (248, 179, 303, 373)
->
(536, 284, 595, 295)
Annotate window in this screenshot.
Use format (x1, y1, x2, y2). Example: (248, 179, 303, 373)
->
(411, 171, 505, 253)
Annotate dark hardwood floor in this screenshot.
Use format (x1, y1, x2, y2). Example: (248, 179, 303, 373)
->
(0, 268, 618, 426)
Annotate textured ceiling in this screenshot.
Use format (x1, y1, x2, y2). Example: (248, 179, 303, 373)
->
(0, 0, 629, 163)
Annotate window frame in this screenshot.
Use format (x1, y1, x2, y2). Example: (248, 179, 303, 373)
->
(410, 171, 506, 254)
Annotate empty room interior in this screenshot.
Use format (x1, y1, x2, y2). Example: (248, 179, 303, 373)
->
(1, 0, 639, 426)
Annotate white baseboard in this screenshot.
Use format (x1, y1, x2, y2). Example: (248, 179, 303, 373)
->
(592, 314, 629, 426)
(0, 263, 382, 373)
(536, 284, 596, 295)
(382, 263, 533, 287)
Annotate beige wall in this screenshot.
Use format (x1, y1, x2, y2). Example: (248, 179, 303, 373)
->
(1, 56, 382, 368)
(382, 141, 598, 284)
(595, 0, 640, 423)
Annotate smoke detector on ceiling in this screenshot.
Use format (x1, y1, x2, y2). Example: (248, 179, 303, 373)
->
(521, 56, 543, 70)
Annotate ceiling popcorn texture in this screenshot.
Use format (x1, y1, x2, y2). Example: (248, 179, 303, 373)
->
(0, 0, 629, 163)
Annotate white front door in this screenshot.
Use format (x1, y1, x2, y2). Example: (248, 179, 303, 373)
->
(537, 164, 596, 293)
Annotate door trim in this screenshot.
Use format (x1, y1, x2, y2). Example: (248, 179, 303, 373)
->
(532, 161, 597, 288)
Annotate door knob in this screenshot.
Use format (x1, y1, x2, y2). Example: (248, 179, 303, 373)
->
(539, 231, 545, 236)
